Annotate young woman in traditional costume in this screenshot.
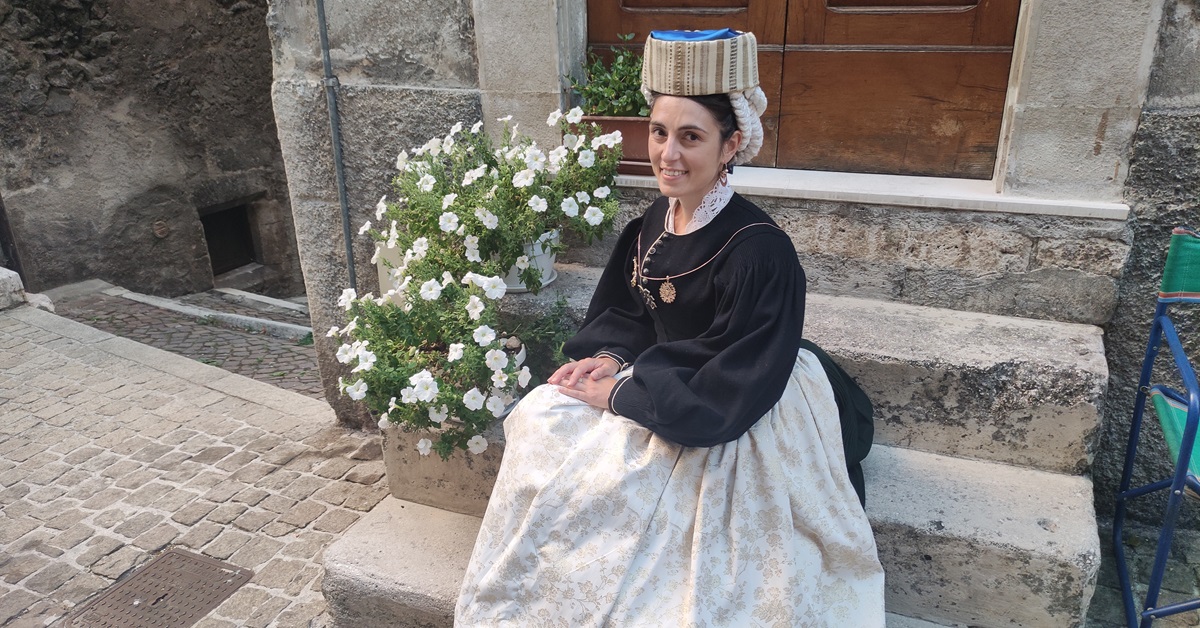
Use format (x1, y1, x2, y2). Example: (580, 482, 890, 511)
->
(456, 29, 886, 626)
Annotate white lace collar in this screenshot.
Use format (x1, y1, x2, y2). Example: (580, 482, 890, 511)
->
(666, 178, 734, 235)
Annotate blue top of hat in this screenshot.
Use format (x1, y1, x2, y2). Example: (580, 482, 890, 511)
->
(649, 29, 739, 42)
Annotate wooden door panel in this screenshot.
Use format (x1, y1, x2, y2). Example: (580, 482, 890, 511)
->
(776, 50, 1011, 177)
(789, 0, 1018, 46)
(587, 0, 787, 45)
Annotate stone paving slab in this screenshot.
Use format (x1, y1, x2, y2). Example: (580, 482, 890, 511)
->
(0, 305, 387, 626)
(50, 291, 324, 400)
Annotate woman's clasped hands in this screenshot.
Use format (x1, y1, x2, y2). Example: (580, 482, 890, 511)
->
(549, 356, 620, 409)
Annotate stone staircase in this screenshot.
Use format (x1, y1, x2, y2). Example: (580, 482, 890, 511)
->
(323, 184, 1124, 627)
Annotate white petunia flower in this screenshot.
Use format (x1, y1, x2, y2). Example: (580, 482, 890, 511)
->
(548, 145, 568, 167)
(485, 349, 509, 371)
(375, 195, 388, 219)
(439, 212, 460, 233)
(418, 173, 436, 192)
(336, 343, 356, 364)
(442, 193, 458, 209)
(524, 146, 546, 171)
(441, 271, 455, 287)
(466, 295, 485, 321)
(416, 438, 432, 456)
(470, 120, 484, 133)
(546, 109, 563, 126)
(413, 377, 439, 403)
(514, 344, 526, 366)
(463, 387, 486, 411)
(491, 370, 509, 389)
(465, 248, 482, 263)
(510, 123, 520, 141)
(473, 325, 496, 346)
(517, 366, 532, 388)
(326, 325, 340, 338)
(475, 207, 498, 230)
(338, 288, 357, 310)
(512, 169, 536, 188)
(341, 318, 358, 336)
(560, 197, 579, 217)
(386, 220, 400, 250)
(465, 235, 480, 249)
(497, 115, 512, 122)
(575, 190, 591, 203)
(370, 246, 381, 265)
(378, 414, 392, 431)
(358, 220, 372, 235)
(565, 107, 584, 124)
(447, 342, 465, 362)
(461, 272, 486, 287)
(462, 165, 487, 187)
(578, 149, 596, 168)
(428, 405, 449, 424)
(528, 195, 547, 213)
(482, 277, 507, 300)
(345, 379, 368, 401)
(563, 133, 579, 150)
(584, 205, 604, 226)
(423, 137, 442, 156)
(514, 255, 530, 270)
(395, 151, 408, 172)
(594, 185, 611, 199)
(400, 387, 417, 404)
(467, 434, 488, 454)
(419, 279, 442, 301)
(485, 395, 507, 417)
(412, 237, 429, 258)
(352, 349, 376, 372)
(449, 121, 463, 136)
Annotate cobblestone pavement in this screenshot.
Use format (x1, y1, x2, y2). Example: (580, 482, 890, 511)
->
(53, 292, 324, 401)
(0, 305, 387, 626)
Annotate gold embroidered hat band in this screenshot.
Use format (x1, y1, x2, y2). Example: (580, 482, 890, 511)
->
(639, 29, 769, 165)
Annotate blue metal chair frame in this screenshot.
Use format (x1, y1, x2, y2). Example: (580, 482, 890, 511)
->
(1113, 249, 1200, 627)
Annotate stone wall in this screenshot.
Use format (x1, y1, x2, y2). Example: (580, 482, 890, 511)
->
(267, 0, 481, 425)
(1094, 0, 1200, 527)
(0, 0, 300, 296)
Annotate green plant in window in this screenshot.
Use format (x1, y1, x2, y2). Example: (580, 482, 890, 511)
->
(570, 33, 649, 118)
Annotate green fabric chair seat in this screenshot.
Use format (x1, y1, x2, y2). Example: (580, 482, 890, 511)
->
(1152, 386, 1200, 476)
(1160, 226, 1200, 303)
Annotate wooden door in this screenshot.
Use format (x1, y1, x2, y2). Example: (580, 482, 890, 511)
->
(780, 0, 1020, 177)
(587, 0, 786, 166)
(586, 0, 1020, 178)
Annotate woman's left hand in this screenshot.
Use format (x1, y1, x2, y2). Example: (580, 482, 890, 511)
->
(556, 375, 618, 410)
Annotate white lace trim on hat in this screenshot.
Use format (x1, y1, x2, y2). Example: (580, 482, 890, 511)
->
(666, 178, 734, 235)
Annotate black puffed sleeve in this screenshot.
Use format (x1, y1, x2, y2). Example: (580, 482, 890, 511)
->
(562, 216, 656, 367)
(607, 231, 806, 446)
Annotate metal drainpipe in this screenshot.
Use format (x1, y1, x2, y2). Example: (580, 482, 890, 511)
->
(315, 0, 357, 290)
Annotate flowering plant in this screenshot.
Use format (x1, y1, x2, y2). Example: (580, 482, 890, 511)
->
(331, 109, 622, 458)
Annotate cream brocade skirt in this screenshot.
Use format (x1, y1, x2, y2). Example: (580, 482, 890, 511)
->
(455, 350, 885, 627)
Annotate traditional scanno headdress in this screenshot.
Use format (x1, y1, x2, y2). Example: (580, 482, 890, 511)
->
(640, 28, 768, 165)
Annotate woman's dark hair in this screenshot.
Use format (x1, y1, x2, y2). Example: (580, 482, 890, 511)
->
(649, 91, 739, 170)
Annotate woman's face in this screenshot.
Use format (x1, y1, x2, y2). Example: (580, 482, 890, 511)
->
(648, 95, 741, 211)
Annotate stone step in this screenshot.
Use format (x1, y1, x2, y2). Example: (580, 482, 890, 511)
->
(559, 186, 1129, 326)
(324, 444, 1099, 627)
(502, 264, 1108, 475)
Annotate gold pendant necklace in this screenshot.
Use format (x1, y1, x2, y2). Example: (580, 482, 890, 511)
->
(660, 278, 676, 304)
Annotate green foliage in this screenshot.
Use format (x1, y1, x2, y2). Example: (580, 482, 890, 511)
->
(570, 33, 649, 118)
(333, 112, 622, 458)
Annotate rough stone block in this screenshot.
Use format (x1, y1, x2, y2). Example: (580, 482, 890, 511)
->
(868, 446, 1099, 627)
(0, 269, 25, 311)
(323, 497, 479, 628)
(381, 421, 504, 518)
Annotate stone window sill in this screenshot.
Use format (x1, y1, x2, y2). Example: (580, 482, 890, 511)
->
(616, 167, 1130, 221)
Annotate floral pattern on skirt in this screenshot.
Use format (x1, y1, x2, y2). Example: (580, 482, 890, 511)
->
(456, 350, 885, 627)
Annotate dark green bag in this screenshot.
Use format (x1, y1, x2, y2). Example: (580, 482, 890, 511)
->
(799, 339, 874, 508)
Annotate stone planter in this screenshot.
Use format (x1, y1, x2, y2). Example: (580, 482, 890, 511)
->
(381, 420, 505, 518)
(582, 115, 651, 176)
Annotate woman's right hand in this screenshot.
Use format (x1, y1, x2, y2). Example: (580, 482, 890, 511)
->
(548, 356, 620, 388)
